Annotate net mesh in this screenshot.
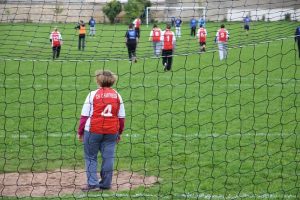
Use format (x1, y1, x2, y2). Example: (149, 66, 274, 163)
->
(0, 0, 299, 199)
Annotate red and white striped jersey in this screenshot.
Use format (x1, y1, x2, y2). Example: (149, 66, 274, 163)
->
(81, 87, 125, 134)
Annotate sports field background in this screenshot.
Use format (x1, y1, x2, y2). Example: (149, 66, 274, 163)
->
(0, 21, 299, 199)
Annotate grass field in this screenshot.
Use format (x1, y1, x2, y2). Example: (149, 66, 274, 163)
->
(0, 21, 299, 199)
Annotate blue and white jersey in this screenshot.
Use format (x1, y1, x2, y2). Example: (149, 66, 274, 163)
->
(126, 29, 137, 41)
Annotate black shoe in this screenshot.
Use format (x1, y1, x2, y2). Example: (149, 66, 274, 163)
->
(99, 186, 111, 190)
(81, 185, 99, 192)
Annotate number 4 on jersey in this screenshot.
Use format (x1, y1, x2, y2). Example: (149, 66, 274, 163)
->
(101, 104, 112, 117)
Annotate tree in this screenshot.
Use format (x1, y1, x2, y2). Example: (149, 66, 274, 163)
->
(124, 0, 151, 23)
(102, 0, 122, 24)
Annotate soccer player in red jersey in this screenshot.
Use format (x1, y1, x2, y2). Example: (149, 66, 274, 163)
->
(197, 24, 207, 52)
(215, 24, 229, 61)
(149, 24, 162, 57)
(161, 24, 176, 71)
(78, 70, 126, 191)
(133, 17, 141, 38)
(49, 28, 62, 59)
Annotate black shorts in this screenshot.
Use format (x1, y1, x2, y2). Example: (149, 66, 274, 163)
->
(199, 42, 206, 46)
(244, 25, 249, 30)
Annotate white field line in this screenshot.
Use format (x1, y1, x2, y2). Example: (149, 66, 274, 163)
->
(0, 80, 297, 89)
(1, 83, 291, 89)
(1, 76, 297, 90)
(1, 76, 298, 82)
(77, 192, 297, 199)
(0, 131, 293, 139)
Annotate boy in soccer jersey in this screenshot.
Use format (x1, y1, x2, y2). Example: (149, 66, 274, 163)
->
(161, 24, 176, 71)
(215, 24, 229, 61)
(197, 24, 207, 52)
(88, 16, 96, 37)
(175, 17, 182, 38)
(49, 28, 62, 59)
(149, 24, 162, 57)
(125, 23, 139, 63)
(295, 26, 300, 58)
(78, 70, 125, 191)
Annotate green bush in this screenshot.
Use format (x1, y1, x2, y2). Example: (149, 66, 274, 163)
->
(102, 0, 122, 24)
(124, 0, 151, 23)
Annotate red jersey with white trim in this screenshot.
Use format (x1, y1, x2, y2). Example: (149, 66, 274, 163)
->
(216, 28, 229, 43)
(197, 28, 207, 42)
(50, 31, 62, 47)
(150, 28, 161, 42)
(161, 29, 176, 50)
(81, 87, 125, 134)
(133, 18, 141, 28)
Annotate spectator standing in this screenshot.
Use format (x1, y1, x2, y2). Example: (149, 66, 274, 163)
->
(78, 69, 125, 192)
(75, 20, 86, 51)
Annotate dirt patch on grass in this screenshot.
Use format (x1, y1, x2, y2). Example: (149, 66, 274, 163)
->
(0, 169, 158, 197)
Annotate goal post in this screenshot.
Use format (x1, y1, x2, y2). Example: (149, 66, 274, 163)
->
(146, 6, 206, 27)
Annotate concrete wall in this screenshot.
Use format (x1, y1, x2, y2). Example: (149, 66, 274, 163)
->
(0, 3, 106, 23)
(227, 8, 300, 21)
(0, 0, 299, 23)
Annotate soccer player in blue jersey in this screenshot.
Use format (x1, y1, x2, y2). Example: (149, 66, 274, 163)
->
(88, 16, 96, 37)
(198, 16, 206, 28)
(243, 16, 251, 35)
(125, 24, 139, 63)
(295, 26, 300, 58)
(175, 17, 182, 38)
(190, 17, 197, 37)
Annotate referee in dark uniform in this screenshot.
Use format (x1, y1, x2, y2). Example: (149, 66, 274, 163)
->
(125, 23, 139, 63)
(295, 26, 300, 58)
